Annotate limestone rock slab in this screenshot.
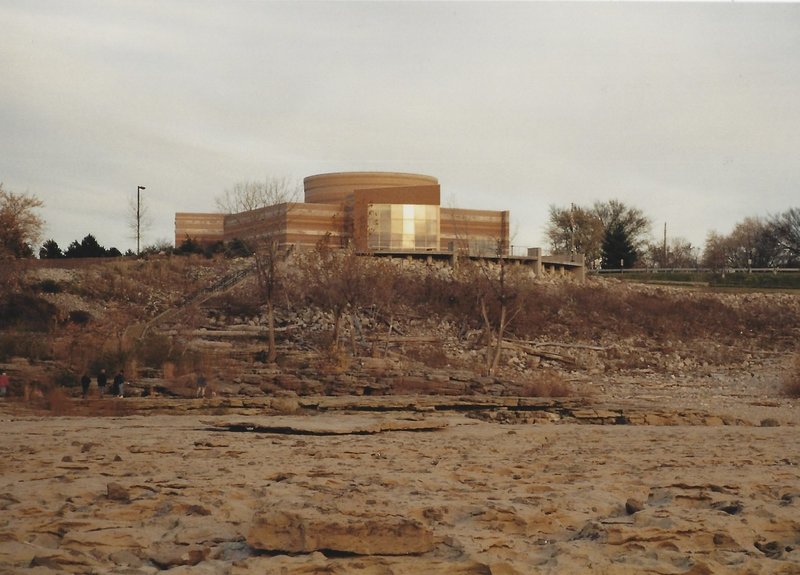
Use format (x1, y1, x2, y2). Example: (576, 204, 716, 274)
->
(233, 554, 495, 574)
(247, 506, 434, 555)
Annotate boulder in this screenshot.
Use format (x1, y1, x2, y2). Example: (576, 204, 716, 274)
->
(247, 506, 434, 555)
(270, 396, 301, 415)
(625, 498, 645, 515)
(148, 542, 209, 569)
(106, 482, 130, 503)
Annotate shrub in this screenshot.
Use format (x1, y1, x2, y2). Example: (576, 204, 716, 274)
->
(67, 310, 92, 325)
(176, 237, 204, 255)
(225, 238, 253, 258)
(203, 241, 226, 259)
(136, 333, 174, 369)
(44, 387, 73, 415)
(782, 355, 800, 398)
(141, 239, 175, 256)
(406, 345, 451, 369)
(0, 333, 51, 361)
(37, 279, 62, 293)
(518, 370, 573, 398)
(160, 350, 203, 380)
(0, 292, 58, 331)
(53, 369, 79, 388)
(206, 291, 262, 320)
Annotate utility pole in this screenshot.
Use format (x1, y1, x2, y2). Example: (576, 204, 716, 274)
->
(569, 203, 576, 255)
(137, 185, 146, 255)
(663, 222, 667, 267)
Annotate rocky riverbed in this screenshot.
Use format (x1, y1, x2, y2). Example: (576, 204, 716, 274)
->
(1, 370, 799, 575)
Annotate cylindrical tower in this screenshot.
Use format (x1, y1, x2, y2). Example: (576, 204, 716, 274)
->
(303, 172, 439, 205)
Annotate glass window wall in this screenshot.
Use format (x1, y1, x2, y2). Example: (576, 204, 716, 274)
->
(367, 204, 439, 251)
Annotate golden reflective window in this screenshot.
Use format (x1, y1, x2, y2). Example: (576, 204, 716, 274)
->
(367, 204, 439, 251)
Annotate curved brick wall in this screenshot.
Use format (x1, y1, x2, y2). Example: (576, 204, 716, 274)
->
(303, 172, 439, 205)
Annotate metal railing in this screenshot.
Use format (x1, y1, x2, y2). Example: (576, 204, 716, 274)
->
(594, 267, 800, 274)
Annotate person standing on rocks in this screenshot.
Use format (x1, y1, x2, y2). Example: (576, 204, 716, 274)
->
(97, 369, 107, 398)
(196, 372, 207, 398)
(80, 373, 91, 399)
(0, 372, 8, 398)
(113, 370, 125, 398)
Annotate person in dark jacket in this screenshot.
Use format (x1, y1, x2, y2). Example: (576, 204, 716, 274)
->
(113, 370, 125, 398)
(80, 373, 91, 399)
(97, 369, 108, 398)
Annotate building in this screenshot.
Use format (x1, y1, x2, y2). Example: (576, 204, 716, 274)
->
(174, 171, 584, 277)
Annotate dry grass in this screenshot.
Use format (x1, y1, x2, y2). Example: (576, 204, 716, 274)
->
(405, 346, 452, 369)
(205, 289, 262, 320)
(7, 255, 800, 395)
(40, 389, 135, 417)
(517, 370, 573, 398)
(78, 399, 135, 417)
(43, 387, 74, 415)
(0, 333, 51, 362)
(396, 272, 800, 348)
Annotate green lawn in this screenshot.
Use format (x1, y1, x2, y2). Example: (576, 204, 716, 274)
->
(597, 270, 800, 290)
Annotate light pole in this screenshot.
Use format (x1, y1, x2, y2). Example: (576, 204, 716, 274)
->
(137, 185, 146, 255)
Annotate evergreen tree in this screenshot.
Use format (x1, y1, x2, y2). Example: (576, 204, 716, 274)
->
(65, 234, 107, 258)
(601, 222, 637, 269)
(176, 236, 203, 255)
(39, 239, 64, 259)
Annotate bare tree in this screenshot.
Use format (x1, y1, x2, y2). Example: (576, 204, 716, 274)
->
(128, 189, 152, 255)
(299, 241, 346, 353)
(771, 208, 800, 266)
(546, 200, 650, 268)
(344, 256, 395, 356)
(1, 185, 44, 296)
(215, 177, 301, 214)
(442, 193, 472, 256)
(642, 237, 699, 268)
(253, 233, 292, 363)
(728, 217, 777, 268)
(546, 204, 604, 265)
(298, 240, 379, 355)
(702, 231, 730, 271)
(592, 199, 652, 256)
(702, 217, 781, 269)
(460, 243, 522, 376)
(365, 258, 402, 358)
(0, 184, 44, 258)
(218, 177, 301, 362)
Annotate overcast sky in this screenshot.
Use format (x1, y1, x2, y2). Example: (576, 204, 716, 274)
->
(2, 1, 799, 254)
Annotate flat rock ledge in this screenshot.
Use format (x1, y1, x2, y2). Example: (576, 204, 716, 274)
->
(207, 414, 449, 435)
(247, 507, 435, 555)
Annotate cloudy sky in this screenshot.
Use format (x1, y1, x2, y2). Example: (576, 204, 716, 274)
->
(2, 1, 799, 254)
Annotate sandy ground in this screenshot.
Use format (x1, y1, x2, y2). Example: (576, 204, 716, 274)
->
(1, 378, 799, 575)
